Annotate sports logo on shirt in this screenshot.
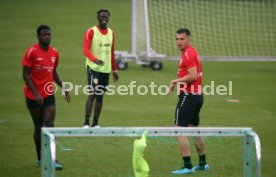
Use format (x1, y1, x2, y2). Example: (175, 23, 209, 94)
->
(51, 57, 56, 64)
(34, 65, 43, 71)
(99, 43, 111, 47)
(93, 78, 99, 85)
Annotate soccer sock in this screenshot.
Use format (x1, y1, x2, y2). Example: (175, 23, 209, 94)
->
(84, 116, 90, 125)
(92, 116, 99, 126)
(199, 154, 206, 166)
(183, 156, 193, 169)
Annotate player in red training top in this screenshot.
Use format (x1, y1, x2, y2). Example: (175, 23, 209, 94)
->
(22, 25, 70, 170)
(82, 9, 119, 128)
(167, 28, 209, 175)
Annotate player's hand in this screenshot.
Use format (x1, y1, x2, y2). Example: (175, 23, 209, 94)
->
(112, 72, 119, 82)
(166, 81, 175, 96)
(64, 91, 71, 103)
(95, 59, 104, 66)
(34, 93, 44, 105)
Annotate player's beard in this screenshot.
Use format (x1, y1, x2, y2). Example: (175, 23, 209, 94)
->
(40, 39, 51, 49)
(99, 18, 108, 29)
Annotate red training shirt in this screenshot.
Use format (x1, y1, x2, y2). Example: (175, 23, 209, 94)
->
(178, 45, 202, 94)
(22, 43, 59, 99)
(83, 25, 117, 72)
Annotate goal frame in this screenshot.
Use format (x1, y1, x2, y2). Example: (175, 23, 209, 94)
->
(115, 0, 165, 70)
(115, 0, 276, 65)
(41, 127, 261, 177)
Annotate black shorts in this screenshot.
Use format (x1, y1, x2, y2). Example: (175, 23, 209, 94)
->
(25, 95, 56, 109)
(174, 92, 204, 127)
(87, 66, 109, 95)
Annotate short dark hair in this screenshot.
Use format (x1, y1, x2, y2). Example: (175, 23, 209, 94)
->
(97, 9, 110, 16)
(176, 28, 191, 36)
(37, 25, 51, 35)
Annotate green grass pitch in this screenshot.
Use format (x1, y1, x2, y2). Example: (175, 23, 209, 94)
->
(0, 0, 276, 177)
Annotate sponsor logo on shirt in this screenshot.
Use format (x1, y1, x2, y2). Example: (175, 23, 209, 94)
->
(43, 66, 54, 72)
(34, 65, 43, 71)
(93, 78, 99, 85)
(51, 57, 56, 64)
(99, 43, 111, 47)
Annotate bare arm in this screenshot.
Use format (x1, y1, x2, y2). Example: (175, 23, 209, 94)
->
(167, 67, 197, 95)
(111, 32, 119, 81)
(53, 68, 71, 103)
(53, 68, 63, 88)
(23, 66, 43, 105)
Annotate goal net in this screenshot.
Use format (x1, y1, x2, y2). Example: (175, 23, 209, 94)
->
(132, 0, 276, 60)
(41, 127, 261, 177)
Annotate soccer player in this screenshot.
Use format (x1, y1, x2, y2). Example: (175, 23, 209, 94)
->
(83, 9, 119, 128)
(167, 28, 209, 175)
(22, 25, 70, 170)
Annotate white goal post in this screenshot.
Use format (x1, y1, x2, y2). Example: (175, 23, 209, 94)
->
(41, 127, 261, 177)
(115, 0, 165, 71)
(115, 0, 276, 70)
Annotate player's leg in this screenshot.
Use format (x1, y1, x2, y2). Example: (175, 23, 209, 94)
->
(193, 135, 206, 155)
(42, 95, 56, 127)
(190, 94, 209, 171)
(172, 93, 195, 174)
(26, 98, 43, 163)
(190, 124, 206, 166)
(29, 107, 43, 162)
(91, 72, 109, 127)
(92, 95, 103, 127)
(190, 124, 208, 169)
(193, 135, 208, 170)
(85, 94, 96, 126)
(84, 67, 98, 126)
(41, 95, 63, 170)
(42, 106, 55, 127)
(192, 133, 209, 170)
(176, 136, 193, 167)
